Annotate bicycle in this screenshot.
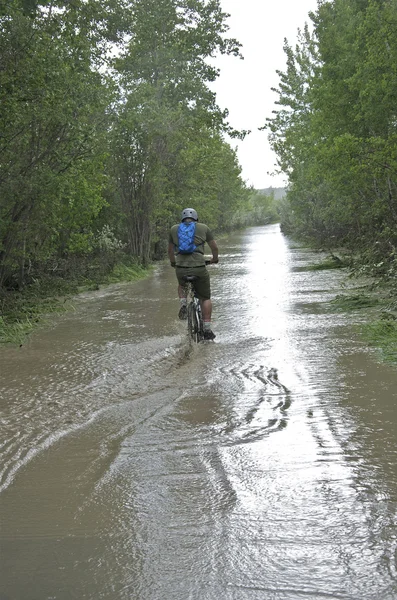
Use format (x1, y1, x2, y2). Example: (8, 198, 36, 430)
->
(182, 260, 212, 343)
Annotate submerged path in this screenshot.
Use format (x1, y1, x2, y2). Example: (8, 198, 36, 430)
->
(1, 225, 397, 600)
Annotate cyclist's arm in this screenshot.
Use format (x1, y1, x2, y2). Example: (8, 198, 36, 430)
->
(208, 239, 219, 263)
(168, 242, 176, 266)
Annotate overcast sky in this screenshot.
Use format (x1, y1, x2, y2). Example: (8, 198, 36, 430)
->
(211, 0, 319, 190)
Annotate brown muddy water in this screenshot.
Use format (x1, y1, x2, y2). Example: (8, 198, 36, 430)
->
(0, 224, 396, 600)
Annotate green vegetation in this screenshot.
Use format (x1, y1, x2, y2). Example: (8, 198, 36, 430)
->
(327, 290, 397, 362)
(0, 260, 150, 344)
(0, 0, 248, 294)
(265, 0, 397, 362)
(0, 286, 71, 345)
(104, 262, 150, 285)
(362, 317, 397, 363)
(300, 256, 346, 271)
(265, 0, 397, 280)
(232, 189, 281, 228)
(1, 0, 253, 341)
(330, 293, 380, 311)
(0, 318, 38, 346)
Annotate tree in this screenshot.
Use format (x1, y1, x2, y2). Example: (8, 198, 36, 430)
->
(0, 0, 248, 291)
(0, 0, 130, 288)
(107, 0, 244, 263)
(266, 0, 397, 274)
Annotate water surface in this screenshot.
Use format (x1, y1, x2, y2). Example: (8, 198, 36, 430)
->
(1, 225, 396, 600)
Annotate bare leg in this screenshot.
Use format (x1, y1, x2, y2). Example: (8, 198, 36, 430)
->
(201, 299, 212, 322)
(177, 285, 188, 320)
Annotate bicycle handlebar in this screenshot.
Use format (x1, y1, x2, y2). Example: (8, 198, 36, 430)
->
(171, 259, 217, 267)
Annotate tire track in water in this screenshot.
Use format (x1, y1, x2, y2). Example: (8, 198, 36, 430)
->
(209, 360, 293, 447)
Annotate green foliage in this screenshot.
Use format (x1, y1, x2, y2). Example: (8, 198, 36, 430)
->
(361, 318, 397, 362)
(330, 293, 379, 311)
(0, 283, 72, 345)
(0, 258, 151, 344)
(107, 0, 247, 263)
(266, 0, 397, 278)
(0, 315, 37, 345)
(232, 190, 280, 228)
(106, 261, 151, 283)
(0, 3, 112, 288)
(0, 0, 247, 297)
(299, 256, 346, 271)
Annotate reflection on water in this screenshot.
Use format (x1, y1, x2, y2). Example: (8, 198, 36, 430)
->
(1, 225, 397, 600)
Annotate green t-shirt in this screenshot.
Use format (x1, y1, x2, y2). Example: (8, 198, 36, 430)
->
(169, 222, 214, 267)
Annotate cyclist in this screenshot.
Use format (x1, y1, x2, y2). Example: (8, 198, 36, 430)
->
(168, 208, 219, 340)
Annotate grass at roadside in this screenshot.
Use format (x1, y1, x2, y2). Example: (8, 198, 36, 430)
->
(329, 293, 380, 311)
(294, 244, 397, 363)
(328, 291, 397, 363)
(0, 261, 151, 345)
(361, 317, 397, 362)
(303, 256, 346, 271)
(0, 291, 71, 345)
(102, 262, 150, 284)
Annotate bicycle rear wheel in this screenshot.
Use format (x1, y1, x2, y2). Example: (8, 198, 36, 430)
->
(187, 300, 203, 343)
(194, 299, 204, 343)
(187, 302, 196, 341)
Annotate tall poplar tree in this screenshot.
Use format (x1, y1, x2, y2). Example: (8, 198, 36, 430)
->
(108, 0, 243, 263)
(267, 0, 397, 274)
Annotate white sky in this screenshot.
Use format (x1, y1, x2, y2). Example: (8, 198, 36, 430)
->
(211, 0, 319, 190)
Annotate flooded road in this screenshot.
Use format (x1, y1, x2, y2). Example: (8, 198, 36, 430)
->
(1, 224, 397, 600)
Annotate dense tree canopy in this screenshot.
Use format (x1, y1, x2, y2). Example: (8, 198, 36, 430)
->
(267, 0, 397, 278)
(0, 0, 248, 289)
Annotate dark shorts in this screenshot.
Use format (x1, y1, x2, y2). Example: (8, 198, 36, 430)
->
(175, 266, 211, 300)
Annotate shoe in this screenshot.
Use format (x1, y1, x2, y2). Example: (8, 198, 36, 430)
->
(178, 305, 187, 320)
(203, 329, 216, 340)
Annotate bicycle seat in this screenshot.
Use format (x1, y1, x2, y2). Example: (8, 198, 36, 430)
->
(182, 275, 199, 282)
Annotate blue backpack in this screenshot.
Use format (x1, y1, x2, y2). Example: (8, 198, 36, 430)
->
(177, 221, 199, 254)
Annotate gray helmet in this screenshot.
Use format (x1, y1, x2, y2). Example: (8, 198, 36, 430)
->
(181, 207, 198, 221)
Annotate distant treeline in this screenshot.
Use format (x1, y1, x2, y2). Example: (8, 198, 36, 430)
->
(267, 0, 397, 279)
(232, 188, 284, 228)
(0, 0, 250, 292)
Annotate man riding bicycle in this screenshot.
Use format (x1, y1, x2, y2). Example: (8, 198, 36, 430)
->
(168, 208, 219, 340)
